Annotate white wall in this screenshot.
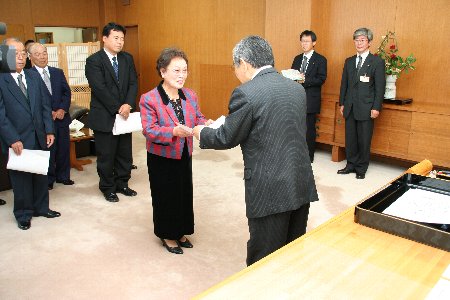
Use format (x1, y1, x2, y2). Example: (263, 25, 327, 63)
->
(35, 27, 83, 43)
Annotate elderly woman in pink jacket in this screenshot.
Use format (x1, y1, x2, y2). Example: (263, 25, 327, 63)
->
(140, 48, 212, 254)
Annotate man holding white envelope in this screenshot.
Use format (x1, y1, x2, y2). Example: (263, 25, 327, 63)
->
(85, 23, 138, 202)
(0, 38, 60, 230)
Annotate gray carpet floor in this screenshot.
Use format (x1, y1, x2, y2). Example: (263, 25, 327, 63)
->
(0, 133, 406, 299)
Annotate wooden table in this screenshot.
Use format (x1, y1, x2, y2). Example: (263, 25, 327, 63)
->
(195, 204, 450, 299)
(69, 128, 93, 171)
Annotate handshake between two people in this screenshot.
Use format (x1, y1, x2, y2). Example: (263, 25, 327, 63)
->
(173, 119, 214, 140)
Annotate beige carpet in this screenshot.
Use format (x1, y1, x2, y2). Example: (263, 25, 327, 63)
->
(0, 134, 406, 299)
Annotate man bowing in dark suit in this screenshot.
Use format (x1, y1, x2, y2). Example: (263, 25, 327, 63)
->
(29, 43, 74, 190)
(0, 38, 60, 230)
(338, 28, 386, 179)
(291, 30, 327, 162)
(85, 22, 138, 202)
(193, 36, 319, 266)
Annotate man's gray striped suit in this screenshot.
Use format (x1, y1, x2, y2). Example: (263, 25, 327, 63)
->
(200, 67, 318, 265)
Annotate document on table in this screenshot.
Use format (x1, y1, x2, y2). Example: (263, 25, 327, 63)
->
(383, 189, 450, 224)
(208, 115, 226, 129)
(7, 148, 50, 175)
(112, 112, 142, 135)
(69, 119, 84, 132)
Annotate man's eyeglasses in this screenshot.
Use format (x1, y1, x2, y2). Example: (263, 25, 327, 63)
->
(16, 51, 27, 58)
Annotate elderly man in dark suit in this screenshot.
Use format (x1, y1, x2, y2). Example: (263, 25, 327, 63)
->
(0, 38, 60, 230)
(29, 43, 74, 190)
(291, 30, 327, 162)
(338, 28, 386, 179)
(85, 22, 138, 202)
(193, 36, 318, 266)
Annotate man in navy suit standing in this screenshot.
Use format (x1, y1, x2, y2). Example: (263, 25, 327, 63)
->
(291, 30, 327, 163)
(0, 38, 60, 230)
(29, 43, 74, 190)
(85, 22, 138, 202)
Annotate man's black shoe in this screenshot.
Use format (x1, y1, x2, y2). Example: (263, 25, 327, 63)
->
(356, 173, 366, 179)
(104, 192, 119, 202)
(18, 220, 31, 230)
(337, 167, 356, 174)
(116, 187, 137, 197)
(34, 210, 61, 218)
(56, 179, 75, 185)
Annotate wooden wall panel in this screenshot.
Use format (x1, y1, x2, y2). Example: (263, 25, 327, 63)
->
(265, 0, 311, 70)
(200, 64, 240, 119)
(310, 0, 449, 109)
(312, 0, 397, 96)
(0, 0, 34, 40)
(0, 0, 101, 42)
(135, 0, 265, 117)
(0, 24, 26, 42)
(30, 0, 100, 27)
(394, 0, 450, 105)
(114, 0, 138, 26)
(99, 0, 117, 27)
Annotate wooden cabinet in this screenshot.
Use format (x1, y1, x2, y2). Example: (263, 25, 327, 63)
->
(315, 99, 335, 144)
(409, 112, 450, 168)
(317, 95, 450, 168)
(371, 109, 411, 158)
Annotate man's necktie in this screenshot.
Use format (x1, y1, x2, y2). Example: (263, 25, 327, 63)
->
(17, 74, 28, 99)
(356, 55, 362, 72)
(42, 69, 52, 95)
(300, 56, 308, 73)
(112, 56, 119, 80)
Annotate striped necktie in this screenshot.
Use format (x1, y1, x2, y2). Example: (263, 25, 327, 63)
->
(112, 56, 119, 80)
(356, 55, 362, 72)
(42, 69, 52, 94)
(300, 56, 308, 73)
(17, 74, 28, 99)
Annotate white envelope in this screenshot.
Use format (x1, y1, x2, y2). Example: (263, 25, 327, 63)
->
(112, 112, 142, 135)
(69, 119, 84, 132)
(208, 115, 226, 129)
(7, 148, 50, 175)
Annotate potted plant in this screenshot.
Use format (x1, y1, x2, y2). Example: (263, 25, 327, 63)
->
(375, 31, 416, 99)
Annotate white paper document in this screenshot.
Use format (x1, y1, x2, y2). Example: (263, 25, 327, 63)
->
(426, 278, 450, 300)
(281, 69, 303, 81)
(112, 112, 142, 135)
(178, 124, 193, 134)
(208, 115, 226, 129)
(7, 148, 50, 175)
(383, 189, 450, 224)
(69, 119, 84, 132)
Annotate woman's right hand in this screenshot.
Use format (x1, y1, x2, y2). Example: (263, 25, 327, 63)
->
(173, 123, 193, 137)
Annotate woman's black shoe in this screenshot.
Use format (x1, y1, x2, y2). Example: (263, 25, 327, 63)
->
(178, 237, 193, 248)
(161, 239, 183, 254)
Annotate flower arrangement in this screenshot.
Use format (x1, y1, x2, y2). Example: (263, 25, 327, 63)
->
(375, 31, 416, 77)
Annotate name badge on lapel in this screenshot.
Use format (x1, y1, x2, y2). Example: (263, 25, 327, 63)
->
(360, 74, 370, 82)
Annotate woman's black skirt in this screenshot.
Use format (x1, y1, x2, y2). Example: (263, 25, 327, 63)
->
(147, 143, 194, 240)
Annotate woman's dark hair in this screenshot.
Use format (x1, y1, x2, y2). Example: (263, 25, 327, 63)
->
(156, 47, 188, 77)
